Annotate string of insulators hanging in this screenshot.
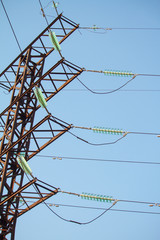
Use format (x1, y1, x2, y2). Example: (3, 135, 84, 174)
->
(104, 70, 134, 77)
(93, 127, 125, 135)
(34, 86, 47, 108)
(81, 192, 114, 202)
(16, 155, 32, 176)
(49, 31, 61, 51)
(84, 69, 135, 77)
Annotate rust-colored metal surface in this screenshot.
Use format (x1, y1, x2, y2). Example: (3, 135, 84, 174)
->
(0, 14, 83, 240)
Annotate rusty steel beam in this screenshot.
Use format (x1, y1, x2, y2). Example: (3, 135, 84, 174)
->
(9, 188, 59, 220)
(0, 178, 37, 239)
(0, 58, 64, 119)
(0, 178, 37, 206)
(0, 179, 58, 239)
(0, 115, 51, 159)
(0, 13, 81, 240)
(28, 124, 72, 160)
(0, 14, 79, 91)
(5, 60, 82, 120)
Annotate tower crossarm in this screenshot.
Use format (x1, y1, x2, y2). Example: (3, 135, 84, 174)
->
(0, 13, 82, 240)
(0, 14, 79, 91)
(0, 58, 83, 126)
(0, 178, 59, 239)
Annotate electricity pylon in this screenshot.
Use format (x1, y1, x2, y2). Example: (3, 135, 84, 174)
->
(0, 14, 83, 240)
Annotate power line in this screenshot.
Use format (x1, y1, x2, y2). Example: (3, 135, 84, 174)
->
(31, 91, 160, 147)
(76, 75, 137, 95)
(18, 200, 160, 215)
(35, 112, 160, 148)
(38, 0, 59, 27)
(75, 74, 160, 95)
(20, 176, 160, 224)
(37, 155, 160, 165)
(79, 26, 160, 31)
(44, 88, 160, 92)
(27, 87, 160, 93)
(68, 129, 126, 146)
(22, 172, 117, 225)
(0, 0, 22, 52)
(46, 203, 160, 215)
(13, 175, 160, 224)
(59, 190, 160, 207)
(48, 200, 117, 225)
(84, 69, 160, 77)
(24, 173, 73, 224)
(38, 0, 50, 26)
(23, 175, 117, 225)
(41, 0, 53, 10)
(67, 65, 138, 95)
(38, 0, 63, 58)
(67, 65, 160, 96)
(65, 127, 160, 147)
(20, 190, 160, 206)
(67, 67, 160, 95)
(72, 125, 160, 137)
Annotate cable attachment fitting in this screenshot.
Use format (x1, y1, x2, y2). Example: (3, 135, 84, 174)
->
(41, 8, 45, 17)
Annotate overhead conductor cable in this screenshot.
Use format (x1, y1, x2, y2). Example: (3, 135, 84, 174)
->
(38, 0, 62, 57)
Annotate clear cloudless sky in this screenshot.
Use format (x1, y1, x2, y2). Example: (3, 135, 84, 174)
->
(0, 0, 160, 239)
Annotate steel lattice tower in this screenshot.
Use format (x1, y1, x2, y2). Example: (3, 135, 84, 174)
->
(0, 14, 83, 240)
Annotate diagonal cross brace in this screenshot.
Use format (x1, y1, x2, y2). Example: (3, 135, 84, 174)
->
(0, 178, 37, 206)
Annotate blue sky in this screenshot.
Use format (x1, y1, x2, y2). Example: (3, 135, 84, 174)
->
(0, 0, 160, 239)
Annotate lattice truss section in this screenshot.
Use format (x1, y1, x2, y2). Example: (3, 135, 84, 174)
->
(0, 178, 59, 238)
(0, 13, 79, 91)
(0, 13, 83, 239)
(0, 58, 82, 236)
(0, 58, 83, 167)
